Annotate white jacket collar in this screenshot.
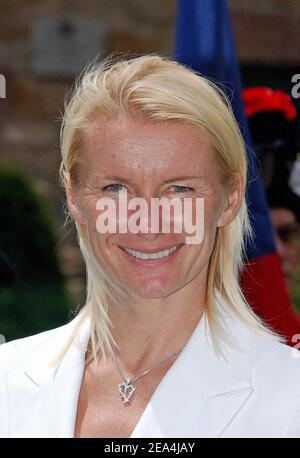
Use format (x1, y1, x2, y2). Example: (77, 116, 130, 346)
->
(6, 289, 255, 437)
(131, 290, 255, 437)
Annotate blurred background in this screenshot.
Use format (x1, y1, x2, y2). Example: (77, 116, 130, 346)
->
(0, 0, 300, 341)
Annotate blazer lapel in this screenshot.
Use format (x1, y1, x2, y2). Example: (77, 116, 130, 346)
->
(7, 315, 90, 438)
(5, 290, 255, 438)
(131, 293, 255, 438)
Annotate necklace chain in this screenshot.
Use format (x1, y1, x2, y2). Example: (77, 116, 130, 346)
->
(113, 344, 186, 404)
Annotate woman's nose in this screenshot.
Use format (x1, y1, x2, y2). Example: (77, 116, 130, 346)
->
(135, 204, 162, 240)
(136, 230, 161, 240)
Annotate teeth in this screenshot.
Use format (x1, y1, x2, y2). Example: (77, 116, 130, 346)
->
(123, 244, 180, 260)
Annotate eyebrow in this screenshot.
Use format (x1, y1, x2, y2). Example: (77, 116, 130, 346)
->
(161, 175, 207, 184)
(101, 175, 207, 184)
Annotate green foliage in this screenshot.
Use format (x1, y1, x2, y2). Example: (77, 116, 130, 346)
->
(0, 162, 71, 341)
(0, 162, 61, 280)
(0, 280, 72, 341)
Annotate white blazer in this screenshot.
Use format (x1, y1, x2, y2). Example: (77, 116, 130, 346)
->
(1, 289, 300, 438)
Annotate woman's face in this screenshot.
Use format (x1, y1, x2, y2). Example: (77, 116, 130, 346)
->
(68, 115, 241, 299)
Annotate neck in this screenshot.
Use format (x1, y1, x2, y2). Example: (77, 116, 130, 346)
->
(108, 275, 207, 376)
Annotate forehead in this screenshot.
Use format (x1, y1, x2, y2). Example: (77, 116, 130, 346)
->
(82, 115, 217, 178)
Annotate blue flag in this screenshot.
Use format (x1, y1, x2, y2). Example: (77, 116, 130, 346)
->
(175, 0, 274, 259)
(174, 0, 300, 343)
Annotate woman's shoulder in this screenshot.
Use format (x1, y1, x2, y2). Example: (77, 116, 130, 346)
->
(228, 311, 300, 410)
(228, 311, 300, 384)
(214, 289, 300, 380)
(214, 294, 300, 409)
(0, 318, 79, 374)
(252, 331, 300, 383)
(244, 333, 300, 436)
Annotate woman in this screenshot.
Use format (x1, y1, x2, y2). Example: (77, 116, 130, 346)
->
(1, 55, 300, 438)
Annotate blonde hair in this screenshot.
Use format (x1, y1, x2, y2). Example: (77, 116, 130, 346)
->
(57, 54, 283, 366)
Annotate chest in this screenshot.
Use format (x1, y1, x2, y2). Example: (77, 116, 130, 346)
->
(74, 362, 173, 438)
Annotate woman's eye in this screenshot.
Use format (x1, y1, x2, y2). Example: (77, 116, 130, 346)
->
(103, 183, 125, 193)
(170, 185, 193, 193)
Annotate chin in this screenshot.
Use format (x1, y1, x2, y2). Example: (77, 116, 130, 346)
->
(127, 276, 179, 299)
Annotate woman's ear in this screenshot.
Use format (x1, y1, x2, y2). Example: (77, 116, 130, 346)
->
(64, 173, 85, 226)
(217, 172, 243, 228)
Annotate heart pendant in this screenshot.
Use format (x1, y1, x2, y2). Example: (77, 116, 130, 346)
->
(118, 378, 136, 404)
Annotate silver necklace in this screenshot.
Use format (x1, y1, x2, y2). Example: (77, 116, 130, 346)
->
(113, 344, 185, 405)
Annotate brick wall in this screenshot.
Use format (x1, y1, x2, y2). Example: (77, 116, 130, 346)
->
(0, 0, 299, 304)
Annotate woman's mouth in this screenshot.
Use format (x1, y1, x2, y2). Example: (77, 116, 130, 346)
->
(119, 243, 183, 261)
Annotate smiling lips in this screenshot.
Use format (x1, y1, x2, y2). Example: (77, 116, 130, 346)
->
(120, 243, 183, 260)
